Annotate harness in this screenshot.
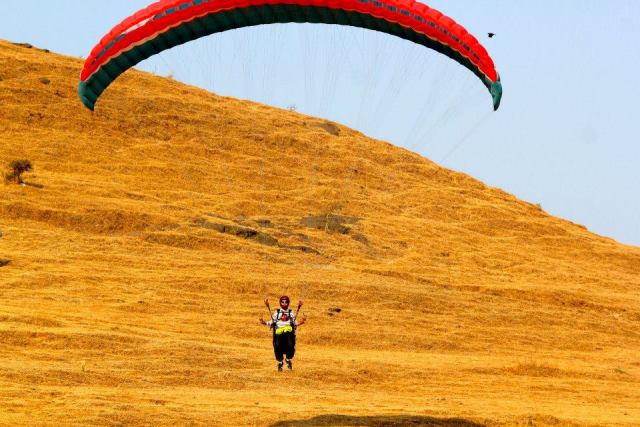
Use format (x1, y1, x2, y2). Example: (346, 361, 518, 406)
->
(272, 308, 296, 336)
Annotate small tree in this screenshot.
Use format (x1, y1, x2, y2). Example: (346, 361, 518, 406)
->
(5, 159, 33, 184)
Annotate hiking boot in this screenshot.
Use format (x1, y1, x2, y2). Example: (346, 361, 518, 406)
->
(278, 362, 284, 372)
(286, 359, 292, 370)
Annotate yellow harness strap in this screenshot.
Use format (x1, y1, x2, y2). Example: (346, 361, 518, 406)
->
(275, 325, 293, 335)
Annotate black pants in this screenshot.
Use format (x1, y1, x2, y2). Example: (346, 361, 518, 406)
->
(273, 331, 296, 361)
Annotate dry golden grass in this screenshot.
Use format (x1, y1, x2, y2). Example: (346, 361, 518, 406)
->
(1, 39, 639, 426)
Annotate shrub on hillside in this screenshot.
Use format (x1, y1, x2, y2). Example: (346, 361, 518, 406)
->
(5, 159, 33, 184)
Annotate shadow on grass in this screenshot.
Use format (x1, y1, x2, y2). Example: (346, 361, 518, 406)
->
(270, 414, 485, 427)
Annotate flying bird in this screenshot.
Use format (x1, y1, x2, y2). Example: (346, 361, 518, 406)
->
(488, 33, 496, 38)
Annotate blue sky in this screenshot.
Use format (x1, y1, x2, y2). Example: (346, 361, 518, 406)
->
(2, 1, 639, 246)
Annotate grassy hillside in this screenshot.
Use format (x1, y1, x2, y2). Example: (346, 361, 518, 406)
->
(1, 39, 639, 426)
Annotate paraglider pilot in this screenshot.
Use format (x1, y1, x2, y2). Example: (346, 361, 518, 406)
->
(260, 296, 306, 371)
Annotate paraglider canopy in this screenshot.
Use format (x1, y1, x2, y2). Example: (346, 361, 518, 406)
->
(79, 0, 502, 111)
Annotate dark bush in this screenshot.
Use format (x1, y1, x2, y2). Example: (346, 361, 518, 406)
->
(5, 159, 33, 184)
